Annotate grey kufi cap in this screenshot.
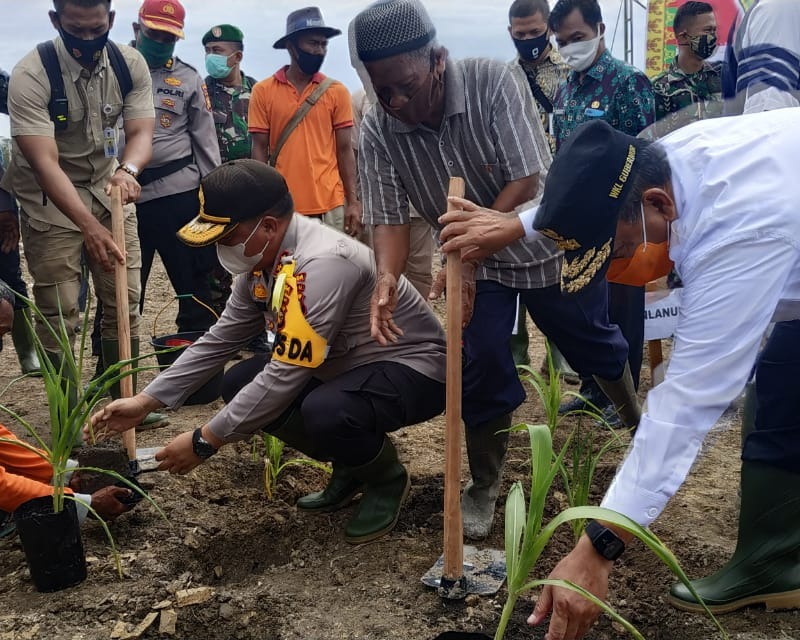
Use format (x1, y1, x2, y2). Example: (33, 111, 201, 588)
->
(354, 0, 436, 62)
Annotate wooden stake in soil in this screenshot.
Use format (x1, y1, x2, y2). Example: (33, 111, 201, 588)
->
(441, 177, 467, 596)
(648, 339, 665, 387)
(110, 186, 136, 461)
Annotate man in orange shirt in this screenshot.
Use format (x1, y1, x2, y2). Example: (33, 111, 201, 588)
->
(249, 7, 361, 237)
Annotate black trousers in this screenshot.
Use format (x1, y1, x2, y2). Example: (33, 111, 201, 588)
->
(462, 278, 630, 428)
(222, 356, 446, 466)
(743, 320, 800, 471)
(576, 282, 645, 398)
(137, 190, 218, 333)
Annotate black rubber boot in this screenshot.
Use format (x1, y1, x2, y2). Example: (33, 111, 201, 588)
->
(592, 362, 641, 429)
(101, 339, 169, 430)
(462, 414, 511, 539)
(343, 437, 410, 544)
(558, 381, 608, 416)
(11, 308, 41, 376)
(669, 461, 800, 614)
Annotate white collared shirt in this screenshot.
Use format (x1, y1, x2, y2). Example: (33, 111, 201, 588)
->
(602, 107, 800, 526)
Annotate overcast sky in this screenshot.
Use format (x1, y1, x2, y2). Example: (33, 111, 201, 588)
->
(0, 0, 647, 137)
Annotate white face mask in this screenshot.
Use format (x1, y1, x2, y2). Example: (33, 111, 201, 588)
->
(216, 219, 271, 275)
(559, 26, 603, 72)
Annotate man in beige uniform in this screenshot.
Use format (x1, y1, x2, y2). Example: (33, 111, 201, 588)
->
(3, 0, 154, 370)
(92, 160, 446, 544)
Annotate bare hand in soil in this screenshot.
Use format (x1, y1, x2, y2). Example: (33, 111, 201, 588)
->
(428, 261, 478, 328)
(90, 486, 135, 520)
(155, 431, 202, 475)
(89, 395, 159, 439)
(370, 273, 404, 345)
(527, 536, 614, 640)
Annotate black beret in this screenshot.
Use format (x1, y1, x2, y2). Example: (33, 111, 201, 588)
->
(534, 120, 647, 293)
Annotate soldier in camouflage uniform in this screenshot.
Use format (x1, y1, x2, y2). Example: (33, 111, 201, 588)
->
(650, 1, 723, 139)
(201, 25, 266, 352)
(202, 25, 257, 164)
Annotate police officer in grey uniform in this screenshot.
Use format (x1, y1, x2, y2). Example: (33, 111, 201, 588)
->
(91, 160, 446, 545)
(129, 0, 221, 336)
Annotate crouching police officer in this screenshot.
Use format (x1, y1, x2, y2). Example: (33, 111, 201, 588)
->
(91, 160, 446, 544)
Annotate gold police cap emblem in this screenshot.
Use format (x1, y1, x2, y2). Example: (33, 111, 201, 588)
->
(162, 3, 175, 15)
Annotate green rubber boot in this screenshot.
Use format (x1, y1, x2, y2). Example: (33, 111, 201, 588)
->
(344, 437, 410, 544)
(101, 339, 169, 430)
(11, 308, 41, 376)
(462, 414, 511, 539)
(296, 463, 364, 512)
(669, 461, 800, 614)
(510, 305, 531, 368)
(547, 340, 580, 385)
(267, 409, 364, 513)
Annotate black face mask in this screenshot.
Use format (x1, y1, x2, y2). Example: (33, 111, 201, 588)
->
(513, 32, 549, 62)
(295, 47, 325, 75)
(688, 33, 718, 60)
(58, 20, 109, 65)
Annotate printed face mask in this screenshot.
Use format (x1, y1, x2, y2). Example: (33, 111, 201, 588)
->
(58, 22, 109, 64)
(607, 202, 674, 286)
(216, 220, 270, 275)
(559, 26, 602, 72)
(205, 53, 233, 79)
(513, 32, 549, 61)
(688, 33, 718, 59)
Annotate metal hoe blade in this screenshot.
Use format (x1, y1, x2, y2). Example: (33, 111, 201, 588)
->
(422, 546, 507, 597)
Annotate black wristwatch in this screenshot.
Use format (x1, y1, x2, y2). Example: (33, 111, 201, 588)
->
(585, 519, 626, 561)
(192, 428, 217, 460)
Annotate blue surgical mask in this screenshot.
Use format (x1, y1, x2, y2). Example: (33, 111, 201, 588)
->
(205, 53, 233, 79)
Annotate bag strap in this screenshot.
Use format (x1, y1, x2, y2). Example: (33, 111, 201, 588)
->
(36, 41, 69, 131)
(526, 76, 553, 114)
(106, 41, 133, 99)
(269, 77, 336, 167)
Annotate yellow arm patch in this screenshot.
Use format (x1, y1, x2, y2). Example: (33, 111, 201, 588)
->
(271, 260, 328, 369)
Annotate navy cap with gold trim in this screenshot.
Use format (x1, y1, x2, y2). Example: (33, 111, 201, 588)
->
(534, 120, 647, 294)
(177, 160, 291, 247)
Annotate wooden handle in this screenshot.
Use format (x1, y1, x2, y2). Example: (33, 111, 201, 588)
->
(443, 177, 466, 581)
(648, 339, 665, 387)
(111, 186, 136, 460)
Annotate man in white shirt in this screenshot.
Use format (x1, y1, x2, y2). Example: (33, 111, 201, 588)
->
(437, 110, 800, 638)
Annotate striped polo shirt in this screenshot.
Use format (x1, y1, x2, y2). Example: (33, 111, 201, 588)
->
(360, 57, 561, 290)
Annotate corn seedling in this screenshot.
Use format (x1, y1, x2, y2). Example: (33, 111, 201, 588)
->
(495, 421, 727, 640)
(261, 433, 331, 500)
(0, 291, 166, 575)
(518, 346, 626, 542)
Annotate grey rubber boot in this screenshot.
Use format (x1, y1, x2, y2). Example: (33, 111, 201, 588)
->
(592, 362, 641, 429)
(462, 414, 512, 539)
(11, 308, 41, 376)
(268, 409, 364, 513)
(669, 461, 800, 614)
(101, 339, 169, 430)
(343, 436, 410, 544)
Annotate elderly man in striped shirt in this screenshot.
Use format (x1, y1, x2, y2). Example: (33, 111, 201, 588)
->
(352, 0, 641, 540)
